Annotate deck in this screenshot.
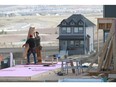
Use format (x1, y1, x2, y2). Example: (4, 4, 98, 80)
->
(0, 62, 61, 81)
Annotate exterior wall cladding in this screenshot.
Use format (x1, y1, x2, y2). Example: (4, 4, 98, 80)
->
(104, 5, 116, 18)
(103, 5, 116, 42)
(86, 27, 94, 52)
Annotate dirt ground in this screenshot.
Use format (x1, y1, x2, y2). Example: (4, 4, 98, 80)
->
(0, 15, 103, 47)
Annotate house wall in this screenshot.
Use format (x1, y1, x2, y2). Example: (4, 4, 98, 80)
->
(59, 25, 95, 55)
(59, 40, 84, 55)
(59, 40, 67, 50)
(59, 27, 84, 35)
(59, 26, 85, 55)
(86, 26, 94, 53)
(68, 48, 84, 55)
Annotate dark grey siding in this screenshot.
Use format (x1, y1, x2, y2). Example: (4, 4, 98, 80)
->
(104, 5, 116, 18)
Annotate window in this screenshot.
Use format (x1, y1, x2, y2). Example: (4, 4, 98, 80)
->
(75, 41, 79, 47)
(104, 31, 109, 42)
(62, 27, 66, 31)
(80, 41, 84, 47)
(61, 27, 72, 34)
(74, 27, 78, 33)
(61, 27, 67, 34)
(78, 27, 84, 33)
(67, 41, 74, 50)
(70, 41, 74, 45)
(80, 41, 84, 44)
(67, 27, 71, 33)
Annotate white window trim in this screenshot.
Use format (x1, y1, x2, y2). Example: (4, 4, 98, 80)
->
(75, 41, 80, 47)
(78, 27, 84, 32)
(67, 27, 71, 33)
(74, 27, 78, 33)
(70, 41, 74, 45)
(62, 27, 66, 31)
(61, 27, 67, 34)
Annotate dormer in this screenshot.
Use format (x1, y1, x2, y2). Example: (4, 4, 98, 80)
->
(61, 19, 67, 26)
(78, 19, 84, 26)
(69, 19, 76, 26)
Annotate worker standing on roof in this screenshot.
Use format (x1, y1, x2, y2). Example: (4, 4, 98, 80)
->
(34, 31, 42, 63)
(23, 35, 37, 65)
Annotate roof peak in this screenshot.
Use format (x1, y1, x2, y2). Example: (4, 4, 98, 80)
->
(72, 14, 82, 15)
(69, 14, 84, 18)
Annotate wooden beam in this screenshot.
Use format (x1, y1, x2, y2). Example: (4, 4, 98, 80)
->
(105, 43, 113, 70)
(27, 26, 35, 39)
(98, 29, 114, 71)
(102, 40, 113, 70)
(70, 60, 75, 74)
(97, 19, 99, 52)
(113, 20, 116, 70)
(109, 74, 116, 78)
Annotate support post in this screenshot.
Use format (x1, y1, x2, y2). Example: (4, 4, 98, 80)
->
(113, 19, 116, 70)
(97, 19, 100, 65)
(10, 52, 13, 67)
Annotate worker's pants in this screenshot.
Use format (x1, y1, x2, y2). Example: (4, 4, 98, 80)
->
(27, 50, 37, 64)
(36, 47, 42, 62)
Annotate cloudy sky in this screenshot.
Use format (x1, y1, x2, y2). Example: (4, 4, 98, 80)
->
(0, 0, 115, 5)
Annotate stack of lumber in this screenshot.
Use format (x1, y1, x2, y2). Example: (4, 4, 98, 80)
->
(27, 26, 35, 39)
(86, 19, 116, 73)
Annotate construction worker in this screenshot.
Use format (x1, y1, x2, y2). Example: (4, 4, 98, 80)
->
(0, 54, 3, 62)
(23, 35, 37, 65)
(34, 31, 42, 63)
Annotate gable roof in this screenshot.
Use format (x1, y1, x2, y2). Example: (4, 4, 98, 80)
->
(58, 14, 95, 27)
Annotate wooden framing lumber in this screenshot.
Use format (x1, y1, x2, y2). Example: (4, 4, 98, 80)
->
(89, 70, 116, 76)
(70, 60, 75, 73)
(102, 39, 113, 70)
(113, 25, 116, 70)
(113, 20, 116, 70)
(98, 31, 114, 71)
(86, 20, 115, 72)
(104, 43, 113, 70)
(86, 39, 112, 72)
(27, 26, 35, 39)
(108, 74, 116, 78)
(98, 20, 115, 71)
